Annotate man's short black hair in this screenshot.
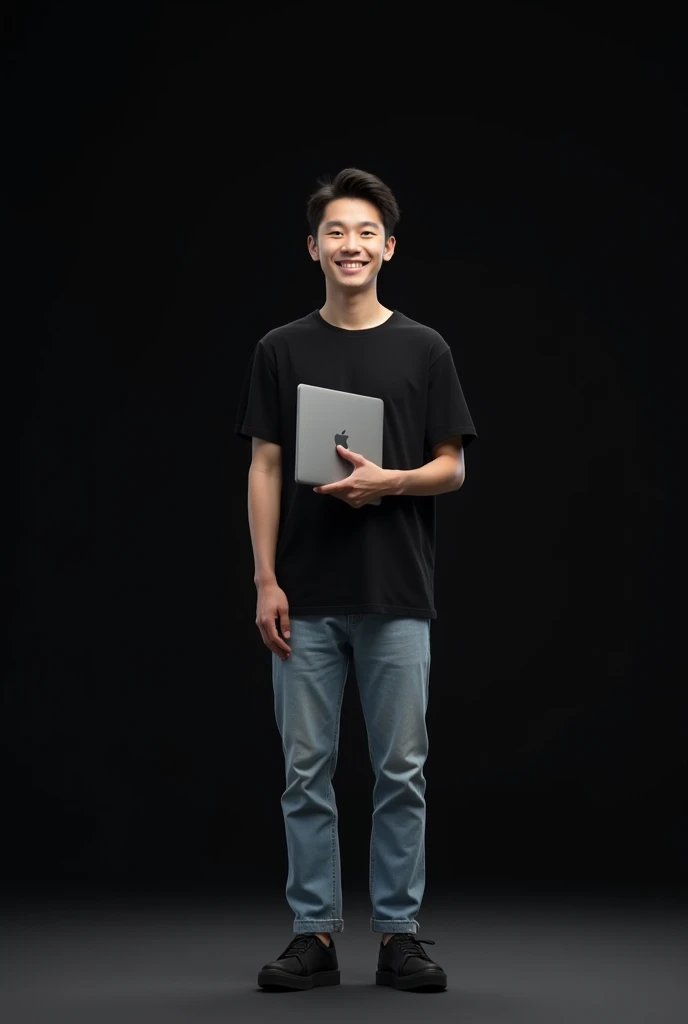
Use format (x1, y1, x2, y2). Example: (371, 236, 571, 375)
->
(307, 168, 400, 240)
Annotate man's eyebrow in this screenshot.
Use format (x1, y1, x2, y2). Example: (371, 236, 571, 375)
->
(322, 220, 381, 230)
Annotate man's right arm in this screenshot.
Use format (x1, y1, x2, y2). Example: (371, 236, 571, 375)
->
(248, 438, 292, 659)
(248, 437, 282, 588)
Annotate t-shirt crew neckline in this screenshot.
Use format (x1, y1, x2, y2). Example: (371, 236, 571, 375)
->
(310, 309, 400, 334)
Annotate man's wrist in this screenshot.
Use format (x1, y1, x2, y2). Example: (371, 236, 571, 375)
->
(383, 469, 405, 496)
(254, 572, 277, 588)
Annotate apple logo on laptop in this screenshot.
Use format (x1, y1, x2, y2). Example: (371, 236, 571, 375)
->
(334, 429, 349, 449)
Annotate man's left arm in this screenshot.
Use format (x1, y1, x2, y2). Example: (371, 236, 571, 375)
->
(385, 436, 465, 497)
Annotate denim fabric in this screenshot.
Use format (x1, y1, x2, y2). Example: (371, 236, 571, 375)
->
(272, 614, 431, 934)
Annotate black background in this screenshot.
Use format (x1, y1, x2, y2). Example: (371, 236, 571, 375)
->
(4, 1, 686, 902)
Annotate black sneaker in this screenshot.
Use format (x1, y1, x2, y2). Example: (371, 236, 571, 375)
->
(376, 934, 447, 991)
(257, 933, 340, 990)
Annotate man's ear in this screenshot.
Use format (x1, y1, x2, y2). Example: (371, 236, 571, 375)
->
(307, 235, 320, 261)
(383, 234, 396, 261)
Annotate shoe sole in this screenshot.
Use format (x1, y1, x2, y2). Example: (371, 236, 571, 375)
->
(258, 968, 340, 990)
(376, 968, 447, 991)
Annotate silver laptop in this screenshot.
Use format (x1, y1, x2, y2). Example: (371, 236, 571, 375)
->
(295, 383, 384, 506)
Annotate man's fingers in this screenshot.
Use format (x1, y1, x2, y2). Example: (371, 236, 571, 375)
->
(257, 619, 291, 659)
(267, 618, 291, 657)
(313, 488, 363, 508)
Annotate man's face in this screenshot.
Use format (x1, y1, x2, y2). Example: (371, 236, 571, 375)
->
(307, 197, 395, 289)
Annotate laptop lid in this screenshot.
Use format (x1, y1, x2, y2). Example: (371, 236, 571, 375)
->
(295, 383, 384, 505)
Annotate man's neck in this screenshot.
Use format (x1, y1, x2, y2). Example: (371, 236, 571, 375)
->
(319, 289, 393, 331)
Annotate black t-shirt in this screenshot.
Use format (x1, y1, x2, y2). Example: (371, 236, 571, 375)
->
(234, 309, 477, 619)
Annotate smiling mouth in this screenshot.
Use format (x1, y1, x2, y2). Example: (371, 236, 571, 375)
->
(335, 261, 370, 268)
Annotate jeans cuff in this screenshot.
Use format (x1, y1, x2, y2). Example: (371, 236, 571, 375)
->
(370, 918, 419, 933)
(294, 919, 344, 933)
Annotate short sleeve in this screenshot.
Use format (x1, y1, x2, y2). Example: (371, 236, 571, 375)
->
(425, 349, 477, 451)
(234, 339, 281, 444)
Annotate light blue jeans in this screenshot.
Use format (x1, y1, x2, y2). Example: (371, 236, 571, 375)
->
(272, 614, 432, 934)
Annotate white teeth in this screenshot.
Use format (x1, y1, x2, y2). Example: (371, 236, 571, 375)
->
(340, 262, 364, 268)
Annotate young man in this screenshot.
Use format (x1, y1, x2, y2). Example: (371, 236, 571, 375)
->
(235, 168, 477, 992)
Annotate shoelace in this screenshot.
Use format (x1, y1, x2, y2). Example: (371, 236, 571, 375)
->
(278, 934, 320, 960)
(391, 935, 436, 961)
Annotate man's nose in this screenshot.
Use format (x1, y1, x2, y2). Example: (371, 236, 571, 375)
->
(341, 236, 361, 251)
